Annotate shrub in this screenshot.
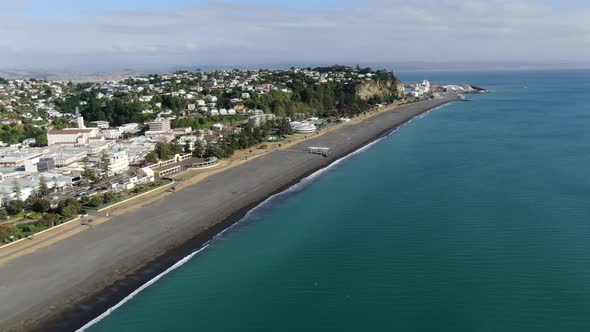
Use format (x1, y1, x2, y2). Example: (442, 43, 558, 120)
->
(6, 200, 26, 215)
(25, 196, 51, 213)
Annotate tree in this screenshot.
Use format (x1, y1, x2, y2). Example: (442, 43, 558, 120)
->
(6, 199, 26, 215)
(81, 157, 97, 183)
(0, 224, 18, 243)
(27, 196, 50, 213)
(155, 142, 173, 160)
(192, 141, 204, 158)
(25, 196, 50, 213)
(145, 150, 158, 164)
(52, 176, 58, 191)
(57, 199, 84, 218)
(38, 176, 49, 196)
(103, 192, 116, 204)
(88, 196, 103, 208)
(38, 213, 60, 228)
(0, 209, 8, 220)
(12, 179, 21, 201)
(183, 142, 192, 154)
(100, 152, 111, 178)
(170, 141, 183, 155)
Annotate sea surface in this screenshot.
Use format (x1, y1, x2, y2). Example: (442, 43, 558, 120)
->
(86, 71, 590, 331)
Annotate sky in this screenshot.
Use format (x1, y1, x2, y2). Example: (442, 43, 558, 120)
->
(1, 0, 590, 71)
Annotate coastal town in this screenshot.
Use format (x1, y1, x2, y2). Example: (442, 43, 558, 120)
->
(0, 65, 477, 332)
(0, 66, 480, 244)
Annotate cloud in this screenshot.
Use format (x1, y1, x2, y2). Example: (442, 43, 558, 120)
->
(0, 0, 589, 69)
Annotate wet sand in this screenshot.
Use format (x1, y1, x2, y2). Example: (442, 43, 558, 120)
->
(0, 94, 458, 332)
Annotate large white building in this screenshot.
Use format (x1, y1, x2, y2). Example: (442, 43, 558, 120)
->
(47, 128, 100, 146)
(106, 150, 129, 176)
(147, 118, 171, 132)
(101, 129, 121, 140)
(119, 123, 140, 133)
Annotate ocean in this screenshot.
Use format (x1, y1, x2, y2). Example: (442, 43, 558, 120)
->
(85, 70, 590, 331)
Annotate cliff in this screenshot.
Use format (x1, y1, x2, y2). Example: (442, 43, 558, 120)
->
(356, 80, 404, 100)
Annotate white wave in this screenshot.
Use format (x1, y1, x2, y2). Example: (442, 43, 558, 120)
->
(77, 102, 453, 330)
(76, 244, 210, 331)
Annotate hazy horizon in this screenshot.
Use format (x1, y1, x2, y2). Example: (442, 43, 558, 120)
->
(2, 0, 590, 74)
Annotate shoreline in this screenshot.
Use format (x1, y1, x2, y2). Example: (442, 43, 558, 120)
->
(0, 94, 459, 332)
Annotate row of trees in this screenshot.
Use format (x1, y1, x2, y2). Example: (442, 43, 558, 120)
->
(192, 118, 292, 159)
(0, 197, 85, 242)
(145, 141, 186, 164)
(80, 192, 118, 208)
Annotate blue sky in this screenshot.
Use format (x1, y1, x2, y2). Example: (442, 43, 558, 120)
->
(1, 0, 589, 70)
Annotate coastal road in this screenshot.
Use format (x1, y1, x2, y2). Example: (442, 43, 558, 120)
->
(0, 94, 459, 332)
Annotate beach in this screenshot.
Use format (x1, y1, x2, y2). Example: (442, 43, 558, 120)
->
(0, 94, 458, 332)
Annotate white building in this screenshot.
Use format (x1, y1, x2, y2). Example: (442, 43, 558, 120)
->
(102, 129, 122, 140)
(106, 150, 129, 176)
(0, 151, 44, 167)
(47, 128, 100, 146)
(147, 118, 171, 132)
(212, 123, 224, 135)
(119, 123, 140, 133)
(248, 114, 276, 127)
(77, 116, 85, 129)
(90, 120, 110, 129)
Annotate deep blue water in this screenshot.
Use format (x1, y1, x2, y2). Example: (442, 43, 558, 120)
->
(86, 70, 590, 331)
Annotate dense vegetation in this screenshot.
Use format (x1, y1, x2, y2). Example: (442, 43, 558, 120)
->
(0, 123, 47, 145)
(79, 179, 171, 209)
(0, 197, 85, 243)
(53, 66, 400, 128)
(244, 67, 399, 118)
(193, 118, 292, 159)
(55, 91, 155, 126)
(145, 141, 185, 163)
(0, 179, 172, 243)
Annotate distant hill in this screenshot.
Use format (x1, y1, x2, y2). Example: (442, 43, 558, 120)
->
(3, 61, 590, 82)
(0, 68, 151, 82)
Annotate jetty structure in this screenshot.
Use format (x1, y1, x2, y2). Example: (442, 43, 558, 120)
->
(308, 147, 330, 157)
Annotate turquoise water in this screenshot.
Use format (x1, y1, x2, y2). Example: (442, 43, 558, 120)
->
(87, 71, 590, 331)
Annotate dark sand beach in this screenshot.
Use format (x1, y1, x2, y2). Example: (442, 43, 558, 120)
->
(0, 94, 458, 332)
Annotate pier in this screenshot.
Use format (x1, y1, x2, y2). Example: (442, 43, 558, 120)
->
(308, 147, 330, 157)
